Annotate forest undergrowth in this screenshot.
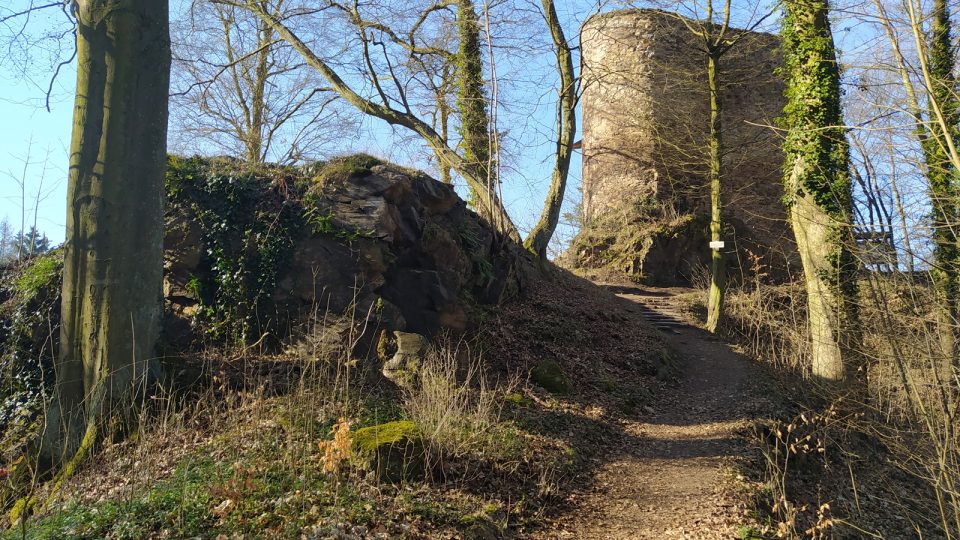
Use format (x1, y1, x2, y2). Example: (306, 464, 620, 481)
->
(681, 269, 960, 539)
(0, 267, 672, 539)
(1, 318, 558, 538)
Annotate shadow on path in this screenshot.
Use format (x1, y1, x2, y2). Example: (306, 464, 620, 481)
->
(531, 284, 777, 539)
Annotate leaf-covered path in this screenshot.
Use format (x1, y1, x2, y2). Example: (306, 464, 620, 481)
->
(534, 286, 777, 539)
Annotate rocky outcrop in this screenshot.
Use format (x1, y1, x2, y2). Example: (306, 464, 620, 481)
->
(163, 155, 526, 351)
(381, 332, 429, 387)
(0, 155, 526, 442)
(569, 9, 798, 285)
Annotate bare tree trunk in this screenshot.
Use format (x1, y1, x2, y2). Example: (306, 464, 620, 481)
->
(888, 166, 914, 275)
(41, 0, 170, 464)
(438, 86, 452, 184)
(247, 14, 272, 162)
(706, 49, 725, 333)
(524, 0, 576, 259)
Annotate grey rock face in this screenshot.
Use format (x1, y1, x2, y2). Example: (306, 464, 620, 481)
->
(163, 161, 524, 350)
(382, 331, 429, 387)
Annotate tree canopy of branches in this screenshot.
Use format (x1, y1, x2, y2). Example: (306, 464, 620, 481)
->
(171, 0, 343, 163)
(213, 0, 518, 237)
(218, 0, 580, 253)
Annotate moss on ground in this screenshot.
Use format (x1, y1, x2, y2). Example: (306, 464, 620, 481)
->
(351, 420, 420, 455)
(531, 359, 570, 394)
(351, 420, 425, 482)
(5, 414, 495, 538)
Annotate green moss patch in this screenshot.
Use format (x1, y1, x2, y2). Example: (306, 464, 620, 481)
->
(13, 252, 62, 302)
(313, 153, 384, 185)
(351, 420, 425, 482)
(531, 359, 570, 394)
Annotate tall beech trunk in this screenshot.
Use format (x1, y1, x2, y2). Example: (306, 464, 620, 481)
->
(41, 0, 170, 463)
(781, 0, 859, 383)
(524, 0, 577, 259)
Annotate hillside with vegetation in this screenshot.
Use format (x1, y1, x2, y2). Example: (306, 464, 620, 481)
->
(0, 157, 687, 538)
(3, 0, 960, 538)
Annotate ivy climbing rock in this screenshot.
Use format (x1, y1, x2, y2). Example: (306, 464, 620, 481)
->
(162, 154, 526, 348)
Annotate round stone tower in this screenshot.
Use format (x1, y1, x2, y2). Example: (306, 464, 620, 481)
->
(573, 9, 796, 285)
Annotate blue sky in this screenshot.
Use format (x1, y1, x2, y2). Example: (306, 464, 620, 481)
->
(0, 0, 932, 262)
(0, 0, 600, 251)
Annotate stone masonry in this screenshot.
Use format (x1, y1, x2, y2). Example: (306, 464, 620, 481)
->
(573, 9, 798, 284)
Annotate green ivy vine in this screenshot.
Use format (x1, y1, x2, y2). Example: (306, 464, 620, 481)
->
(778, 0, 852, 217)
(166, 156, 303, 346)
(0, 250, 63, 450)
(779, 0, 860, 340)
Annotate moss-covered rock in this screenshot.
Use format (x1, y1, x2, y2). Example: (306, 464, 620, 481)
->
(350, 420, 425, 482)
(13, 252, 62, 301)
(459, 512, 502, 540)
(531, 359, 569, 394)
(313, 153, 384, 185)
(503, 392, 529, 407)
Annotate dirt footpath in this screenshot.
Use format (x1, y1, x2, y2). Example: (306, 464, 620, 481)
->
(533, 286, 776, 539)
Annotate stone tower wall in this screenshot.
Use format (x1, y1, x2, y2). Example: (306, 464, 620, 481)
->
(577, 9, 797, 283)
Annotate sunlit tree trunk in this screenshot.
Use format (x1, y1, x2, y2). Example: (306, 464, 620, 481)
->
(41, 0, 170, 463)
(705, 48, 725, 332)
(431, 63, 454, 185)
(438, 93, 452, 184)
(524, 0, 576, 259)
(781, 0, 859, 383)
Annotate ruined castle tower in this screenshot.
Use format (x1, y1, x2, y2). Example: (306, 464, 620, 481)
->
(572, 9, 797, 284)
